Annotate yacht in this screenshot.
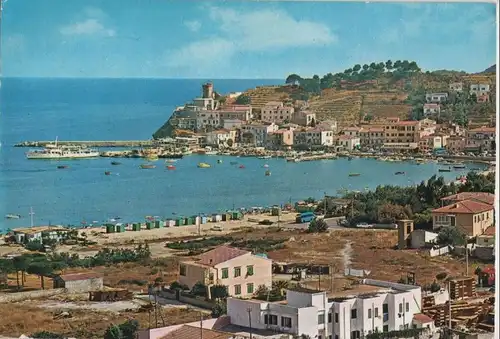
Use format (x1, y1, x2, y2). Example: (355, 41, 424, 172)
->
(26, 138, 99, 159)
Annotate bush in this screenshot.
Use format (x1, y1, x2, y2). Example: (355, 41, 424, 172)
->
(170, 281, 189, 290)
(166, 236, 232, 250)
(308, 218, 328, 233)
(211, 301, 227, 318)
(436, 272, 448, 280)
(118, 279, 148, 286)
(30, 331, 64, 339)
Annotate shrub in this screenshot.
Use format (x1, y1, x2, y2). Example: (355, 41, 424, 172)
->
(308, 218, 328, 233)
(436, 272, 448, 280)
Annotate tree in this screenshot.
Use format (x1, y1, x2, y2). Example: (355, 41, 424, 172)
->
(308, 218, 328, 233)
(210, 284, 229, 300)
(118, 319, 139, 339)
(191, 281, 207, 297)
(13, 255, 30, 290)
(286, 74, 302, 84)
(436, 227, 465, 246)
(394, 60, 402, 69)
(377, 203, 412, 223)
(385, 60, 393, 70)
(272, 280, 289, 297)
(104, 324, 123, 339)
(211, 301, 227, 318)
(27, 260, 53, 290)
(235, 95, 251, 105)
(362, 64, 369, 71)
(353, 64, 361, 72)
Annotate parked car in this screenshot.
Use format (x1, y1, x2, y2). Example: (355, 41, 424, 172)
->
(211, 225, 224, 231)
(356, 222, 373, 228)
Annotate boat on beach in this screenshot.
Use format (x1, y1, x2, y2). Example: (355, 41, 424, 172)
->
(140, 164, 156, 169)
(198, 163, 211, 168)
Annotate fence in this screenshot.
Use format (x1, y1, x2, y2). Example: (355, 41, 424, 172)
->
(0, 288, 65, 303)
(427, 246, 450, 257)
(156, 288, 215, 309)
(344, 268, 371, 277)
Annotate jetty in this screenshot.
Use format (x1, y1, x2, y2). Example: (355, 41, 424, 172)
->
(14, 140, 153, 148)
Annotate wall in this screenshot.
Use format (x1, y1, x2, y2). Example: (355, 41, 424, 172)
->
(473, 246, 495, 261)
(428, 246, 450, 257)
(63, 277, 103, 293)
(179, 262, 208, 290)
(0, 288, 65, 303)
(214, 253, 272, 298)
(157, 289, 215, 309)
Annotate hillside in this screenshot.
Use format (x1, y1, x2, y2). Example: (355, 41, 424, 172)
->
(481, 64, 496, 74)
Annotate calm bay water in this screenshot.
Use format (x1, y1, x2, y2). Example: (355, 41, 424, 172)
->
(0, 78, 486, 230)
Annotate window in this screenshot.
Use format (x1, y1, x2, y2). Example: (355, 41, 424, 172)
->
(234, 267, 241, 278)
(221, 268, 229, 279)
(350, 330, 360, 339)
(375, 308, 379, 317)
(247, 283, 254, 294)
(399, 303, 403, 313)
(318, 313, 325, 324)
(246, 265, 254, 276)
(281, 316, 292, 328)
(368, 309, 372, 319)
(335, 336, 339, 339)
(383, 325, 389, 332)
(179, 265, 186, 276)
(234, 284, 241, 295)
(406, 302, 409, 312)
(328, 313, 332, 323)
(335, 313, 339, 323)
(351, 309, 357, 319)
(264, 314, 278, 325)
(383, 304, 388, 313)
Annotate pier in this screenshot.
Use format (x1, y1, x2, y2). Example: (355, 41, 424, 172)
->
(14, 140, 153, 148)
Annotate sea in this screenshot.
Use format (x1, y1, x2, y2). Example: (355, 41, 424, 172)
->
(0, 78, 487, 231)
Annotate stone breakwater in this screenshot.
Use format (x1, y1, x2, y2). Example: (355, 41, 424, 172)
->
(14, 140, 153, 147)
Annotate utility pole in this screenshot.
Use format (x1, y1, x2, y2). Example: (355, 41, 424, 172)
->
(324, 192, 327, 216)
(247, 308, 253, 339)
(200, 312, 203, 339)
(29, 207, 35, 227)
(465, 235, 469, 276)
(318, 266, 322, 291)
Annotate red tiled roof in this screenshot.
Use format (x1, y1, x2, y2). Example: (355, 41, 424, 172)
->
(58, 272, 103, 281)
(482, 226, 495, 236)
(470, 127, 495, 133)
(198, 245, 249, 266)
(424, 103, 439, 107)
(432, 199, 493, 214)
(441, 192, 495, 206)
(343, 127, 361, 131)
(159, 325, 232, 339)
(413, 313, 434, 324)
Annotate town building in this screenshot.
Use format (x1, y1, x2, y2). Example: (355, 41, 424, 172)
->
(359, 127, 385, 148)
(423, 103, 440, 116)
(138, 317, 233, 339)
(446, 136, 466, 153)
(53, 272, 104, 293)
(294, 128, 335, 146)
(267, 129, 294, 149)
(418, 135, 442, 153)
(227, 279, 424, 339)
(292, 110, 316, 127)
(222, 119, 244, 130)
(337, 135, 361, 151)
(449, 82, 463, 92)
(476, 94, 490, 103)
(470, 84, 490, 96)
(441, 192, 495, 206)
(466, 126, 496, 152)
(476, 226, 495, 247)
(317, 120, 338, 133)
(431, 199, 494, 237)
(12, 226, 69, 244)
(261, 101, 295, 124)
(218, 105, 252, 123)
(205, 130, 236, 148)
(178, 245, 272, 299)
(425, 93, 448, 103)
(240, 122, 278, 147)
(410, 230, 438, 249)
(383, 119, 421, 144)
(343, 126, 362, 138)
(196, 111, 221, 130)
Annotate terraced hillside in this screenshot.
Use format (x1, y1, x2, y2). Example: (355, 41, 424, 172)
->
(243, 85, 302, 109)
(308, 89, 362, 126)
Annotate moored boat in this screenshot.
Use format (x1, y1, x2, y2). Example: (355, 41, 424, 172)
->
(140, 164, 156, 169)
(230, 161, 238, 165)
(263, 164, 269, 168)
(438, 167, 451, 172)
(104, 171, 111, 175)
(239, 165, 245, 169)
(167, 165, 176, 170)
(198, 163, 211, 168)
(265, 170, 271, 176)
(5, 214, 21, 219)
(163, 153, 184, 159)
(26, 137, 100, 159)
(217, 159, 223, 164)
(395, 171, 405, 175)
(57, 165, 69, 169)
(349, 173, 361, 177)
(111, 161, 121, 165)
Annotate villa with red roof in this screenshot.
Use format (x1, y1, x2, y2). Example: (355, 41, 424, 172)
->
(178, 245, 272, 299)
(431, 199, 494, 237)
(441, 192, 495, 206)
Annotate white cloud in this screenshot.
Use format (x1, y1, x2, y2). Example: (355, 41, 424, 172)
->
(184, 20, 201, 32)
(60, 8, 115, 37)
(167, 6, 336, 70)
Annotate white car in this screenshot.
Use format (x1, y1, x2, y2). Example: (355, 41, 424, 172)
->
(211, 225, 224, 231)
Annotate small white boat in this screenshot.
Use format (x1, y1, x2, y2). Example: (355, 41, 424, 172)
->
(205, 151, 218, 156)
(5, 214, 21, 219)
(259, 155, 272, 159)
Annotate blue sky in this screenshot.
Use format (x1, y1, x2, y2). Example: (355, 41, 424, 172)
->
(2, 1, 497, 78)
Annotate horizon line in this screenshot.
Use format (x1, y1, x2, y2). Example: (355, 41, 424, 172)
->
(1, 76, 285, 81)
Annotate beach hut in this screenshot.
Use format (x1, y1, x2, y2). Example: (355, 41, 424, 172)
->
(221, 213, 231, 222)
(175, 217, 185, 226)
(115, 224, 125, 233)
(166, 219, 175, 227)
(212, 214, 222, 222)
(154, 220, 163, 228)
(105, 224, 115, 234)
(185, 216, 196, 225)
(132, 223, 141, 231)
(200, 216, 208, 224)
(271, 206, 282, 216)
(146, 222, 154, 230)
(231, 211, 243, 220)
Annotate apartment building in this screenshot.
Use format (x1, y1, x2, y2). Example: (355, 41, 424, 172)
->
(178, 246, 272, 299)
(466, 126, 496, 152)
(418, 135, 442, 153)
(205, 130, 236, 148)
(218, 105, 252, 122)
(292, 110, 316, 127)
(425, 93, 448, 103)
(227, 279, 425, 339)
(240, 122, 278, 146)
(383, 120, 421, 144)
(13, 226, 69, 244)
(449, 82, 463, 92)
(196, 111, 221, 130)
(358, 127, 384, 148)
(267, 129, 294, 149)
(423, 103, 440, 116)
(261, 101, 295, 123)
(431, 200, 494, 237)
(446, 136, 466, 153)
(470, 84, 490, 96)
(337, 135, 361, 151)
(343, 127, 362, 138)
(294, 128, 335, 146)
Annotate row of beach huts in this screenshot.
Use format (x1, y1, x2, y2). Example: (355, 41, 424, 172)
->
(104, 211, 245, 233)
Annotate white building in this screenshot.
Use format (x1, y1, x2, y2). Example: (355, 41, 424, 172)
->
(13, 226, 69, 244)
(410, 230, 438, 249)
(423, 103, 440, 116)
(337, 135, 361, 151)
(196, 111, 221, 130)
(470, 84, 490, 96)
(425, 93, 448, 103)
(240, 122, 278, 147)
(218, 105, 252, 123)
(227, 279, 424, 339)
(261, 101, 295, 123)
(292, 110, 317, 127)
(294, 128, 335, 146)
(449, 82, 463, 92)
(205, 130, 236, 148)
(222, 119, 244, 130)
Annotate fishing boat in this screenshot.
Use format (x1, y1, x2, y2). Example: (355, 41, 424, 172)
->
(111, 161, 121, 165)
(230, 161, 238, 165)
(57, 165, 68, 169)
(348, 173, 361, 177)
(167, 165, 176, 170)
(239, 165, 245, 169)
(198, 163, 211, 168)
(5, 214, 21, 219)
(395, 171, 405, 175)
(26, 137, 99, 159)
(104, 171, 111, 175)
(265, 170, 271, 176)
(140, 164, 156, 169)
(453, 163, 466, 169)
(217, 159, 223, 164)
(164, 153, 184, 159)
(263, 164, 269, 168)
(258, 155, 272, 159)
(438, 167, 451, 172)
(165, 159, 178, 163)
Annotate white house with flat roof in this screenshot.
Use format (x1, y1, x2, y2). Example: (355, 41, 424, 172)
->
(227, 279, 425, 339)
